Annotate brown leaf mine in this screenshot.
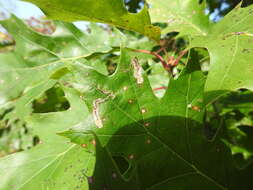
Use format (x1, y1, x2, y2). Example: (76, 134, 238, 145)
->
(132, 57, 144, 84)
(92, 89, 115, 128)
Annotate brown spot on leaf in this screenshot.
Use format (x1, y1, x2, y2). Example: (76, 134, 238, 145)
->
(91, 139, 96, 146)
(144, 123, 150, 127)
(129, 154, 135, 160)
(128, 99, 133, 104)
(141, 108, 147, 114)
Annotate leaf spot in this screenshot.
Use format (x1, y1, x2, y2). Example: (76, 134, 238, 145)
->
(146, 139, 151, 144)
(128, 99, 133, 104)
(87, 177, 93, 184)
(129, 154, 135, 160)
(91, 139, 96, 146)
(112, 172, 117, 179)
(191, 106, 201, 112)
(144, 123, 150, 127)
(141, 108, 147, 114)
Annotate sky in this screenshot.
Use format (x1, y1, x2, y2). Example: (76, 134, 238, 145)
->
(0, 0, 43, 18)
(0, 0, 88, 29)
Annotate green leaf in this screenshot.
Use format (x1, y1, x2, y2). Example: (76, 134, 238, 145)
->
(148, 0, 210, 36)
(23, 0, 161, 41)
(0, 15, 123, 106)
(61, 49, 253, 189)
(207, 90, 253, 168)
(147, 0, 253, 103)
(0, 4, 253, 189)
(194, 5, 253, 103)
(0, 88, 95, 189)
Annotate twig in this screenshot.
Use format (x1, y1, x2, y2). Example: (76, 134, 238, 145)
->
(133, 49, 171, 72)
(153, 86, 167, 91)
(168, 50, 188, 67)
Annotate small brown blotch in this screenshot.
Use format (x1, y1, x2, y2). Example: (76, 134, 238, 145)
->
(91, 139, 96, 146)
(235, 32, 244, 35)
(129, 154, 135, 160)
(128, 99, 133, 104)
(123, 86, 128, 91)
(112, 172, 117, 179)
(191, 106, 201, 112)
(88, 177, 93, 184)
(146, 139, 151, 144)
(81, 144, 87, 148)
(144, 123, 150, 127)
(141, 108, 147, 114)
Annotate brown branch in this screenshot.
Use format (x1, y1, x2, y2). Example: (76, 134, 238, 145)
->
(153, 86, 167, 91)
(171, 50, 188, 67)
(133, 49, 171, 72)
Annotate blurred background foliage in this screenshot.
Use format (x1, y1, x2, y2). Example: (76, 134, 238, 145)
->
(0, 0, 252, 168)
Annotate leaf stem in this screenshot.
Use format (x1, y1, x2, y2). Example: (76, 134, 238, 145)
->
(153, 86, 167, 91)
(133, 49, 171, 72)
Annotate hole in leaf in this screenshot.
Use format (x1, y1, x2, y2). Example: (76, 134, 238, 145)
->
(112, 156, 130, 175)
(32, 85, 70, 113)
(105, 54, 118, 75)
(193, 47, 210, 75)
(124, 0, 144, 13)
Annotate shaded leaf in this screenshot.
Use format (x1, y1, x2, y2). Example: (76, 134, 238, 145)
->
(62, 49, 253, 189)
